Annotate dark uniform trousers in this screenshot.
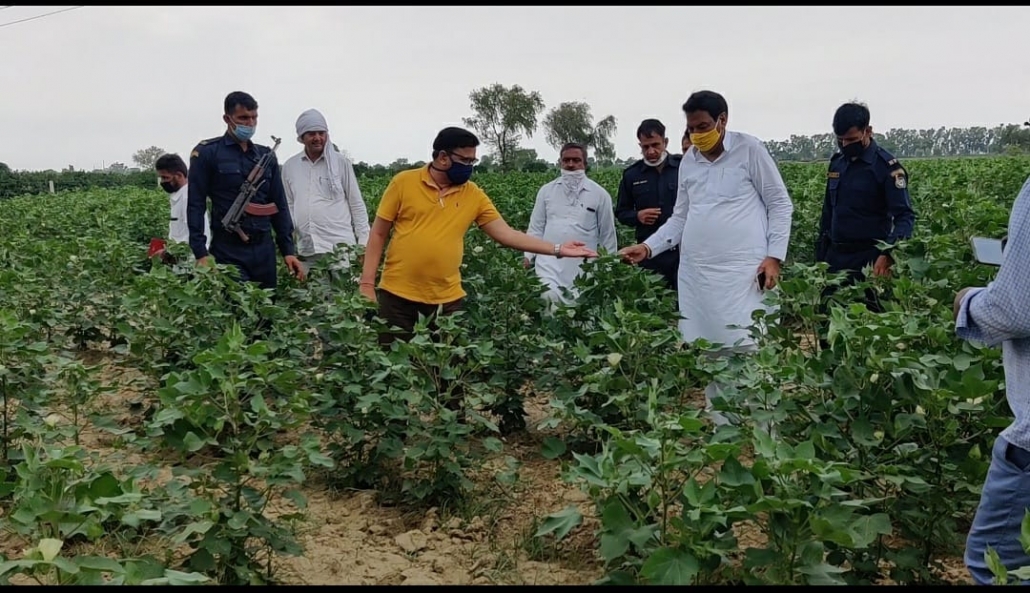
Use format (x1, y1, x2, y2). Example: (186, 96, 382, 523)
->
(209, 230, 278, 291)
(377, 289, 465, 412)
(615, 155, 683, 296)
(821, 242, 884, 313)
(641, 248, 679, 293)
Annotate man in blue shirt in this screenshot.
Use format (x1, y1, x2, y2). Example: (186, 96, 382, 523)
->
(955, 174, 1030, 585)
(614, 119, 683, 292)
(187, 91, 304, 290)
(816, 102, 915, 312)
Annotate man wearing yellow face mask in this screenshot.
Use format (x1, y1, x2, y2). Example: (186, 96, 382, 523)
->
(619, 90, 794, 426)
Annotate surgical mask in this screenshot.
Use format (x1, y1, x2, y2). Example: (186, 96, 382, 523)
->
(839, 140, 866, 160)
(446, 161, 474, 185)
(160, 181, 179, 194)
(690, 123, 723, 153)
(644, 151, 668, 167)
(232, 123, 255, 142)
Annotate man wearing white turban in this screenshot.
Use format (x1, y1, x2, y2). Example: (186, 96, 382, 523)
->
(281, 108, 371, 281)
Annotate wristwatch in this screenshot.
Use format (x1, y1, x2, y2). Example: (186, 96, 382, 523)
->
(553, 243, 563, 258)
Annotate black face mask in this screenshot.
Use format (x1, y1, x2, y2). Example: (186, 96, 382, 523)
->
(838, 140, 866, 160)
(160, 181, 179, 193)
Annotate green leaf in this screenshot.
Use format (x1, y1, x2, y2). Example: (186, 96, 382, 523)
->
(640, 547, 699, 585)
(719, 457, 755, 487)
(534, 505, 582, 541)
(541, 436, 566, 460)
(182, 431, 206, 452)
(38, 538, 63, 562)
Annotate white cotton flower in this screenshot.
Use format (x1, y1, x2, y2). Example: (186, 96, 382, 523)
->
(44, 414, 61, 428)
(873, 430, 885, 440)
(869, 373, 880, 384)
(607, 353, 623, 367)
(915, 405, 925, 415)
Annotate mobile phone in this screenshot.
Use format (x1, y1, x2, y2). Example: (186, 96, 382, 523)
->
(757, 271, 766, 290)
(971, 236, 1005, 266)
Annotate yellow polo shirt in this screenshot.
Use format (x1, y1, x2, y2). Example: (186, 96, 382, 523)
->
(376, 167, 501, 304)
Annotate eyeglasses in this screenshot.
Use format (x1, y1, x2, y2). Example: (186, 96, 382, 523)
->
(447, 151, 478, 166)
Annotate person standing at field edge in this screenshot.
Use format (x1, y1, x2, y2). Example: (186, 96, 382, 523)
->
(154, 153, 209, 262)
(281, 108, 370, 283)
(359, 126, 598, 345)
(187, 91, 305, 290)
(614, 119, 683, 293)
(954, 173, 1030, 585)
(815, 102, 915, 311)
(681, 129, 692, 154)
(618, 90, 794, 428)
(523, 142, 618, 306)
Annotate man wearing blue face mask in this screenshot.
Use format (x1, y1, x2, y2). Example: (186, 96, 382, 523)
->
(359, 126, 598, 347)
(815, 101, 915, 312)
(187, 90, 305, 290)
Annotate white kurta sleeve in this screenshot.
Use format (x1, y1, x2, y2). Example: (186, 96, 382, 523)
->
(643, 164, 690, 257)
(341, 158, 371, 246)
(747, 142, 794, 261)
(596, 188, 619, 255)
(524, 186, 548, 262)
(281, 165, 299, 247)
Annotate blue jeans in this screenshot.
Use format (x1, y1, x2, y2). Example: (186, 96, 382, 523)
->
(965, 435, 1030, 585)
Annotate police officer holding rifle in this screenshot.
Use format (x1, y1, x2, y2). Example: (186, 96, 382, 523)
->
(187, 91, 305, 290)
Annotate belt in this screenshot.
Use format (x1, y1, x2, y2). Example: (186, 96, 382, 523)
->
(829, 240, 879, 254)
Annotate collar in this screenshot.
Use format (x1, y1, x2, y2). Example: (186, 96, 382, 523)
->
(857, 139, 877, 164)
(221, 132, 251, 150)
(301, 148, 326, 163)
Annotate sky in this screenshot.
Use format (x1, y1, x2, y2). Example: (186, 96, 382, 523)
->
(2, 5, 1029, 172)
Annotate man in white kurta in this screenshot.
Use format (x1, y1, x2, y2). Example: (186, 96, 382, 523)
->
(620, 90, 793, 425)
(523, 143, 618, 306)
(281, 109, 371, 281)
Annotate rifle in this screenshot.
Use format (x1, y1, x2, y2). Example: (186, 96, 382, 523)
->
(221, 135, 283, 242)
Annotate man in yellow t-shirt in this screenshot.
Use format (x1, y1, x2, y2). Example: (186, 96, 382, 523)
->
(360, 126, 598, 344)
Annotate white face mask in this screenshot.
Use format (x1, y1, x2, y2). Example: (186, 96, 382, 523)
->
(560, 168, 586, 192)
(644, 151, 668, 167)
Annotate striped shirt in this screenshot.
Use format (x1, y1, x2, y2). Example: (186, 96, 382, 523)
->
(956, 175, 1030, 450)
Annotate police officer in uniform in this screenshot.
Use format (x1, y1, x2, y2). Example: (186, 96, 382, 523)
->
(187, 91, 305, 290)
(615, 119, 683, 292)
(816, 102, 916, 312)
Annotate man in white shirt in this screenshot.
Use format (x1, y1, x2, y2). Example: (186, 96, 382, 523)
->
(619, 90, 794, 426)
(281, 109, 370, 282)
(155, 153, 209, 261)
(523, 142, 618, 306)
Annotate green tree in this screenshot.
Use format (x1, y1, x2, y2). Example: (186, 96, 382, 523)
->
(461, 83, 546, 171)
(131, 146, 167, 170)
(541, 101, 618, 162)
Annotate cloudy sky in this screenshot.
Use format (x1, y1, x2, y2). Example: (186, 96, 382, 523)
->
(2, 5, 1028, 171)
